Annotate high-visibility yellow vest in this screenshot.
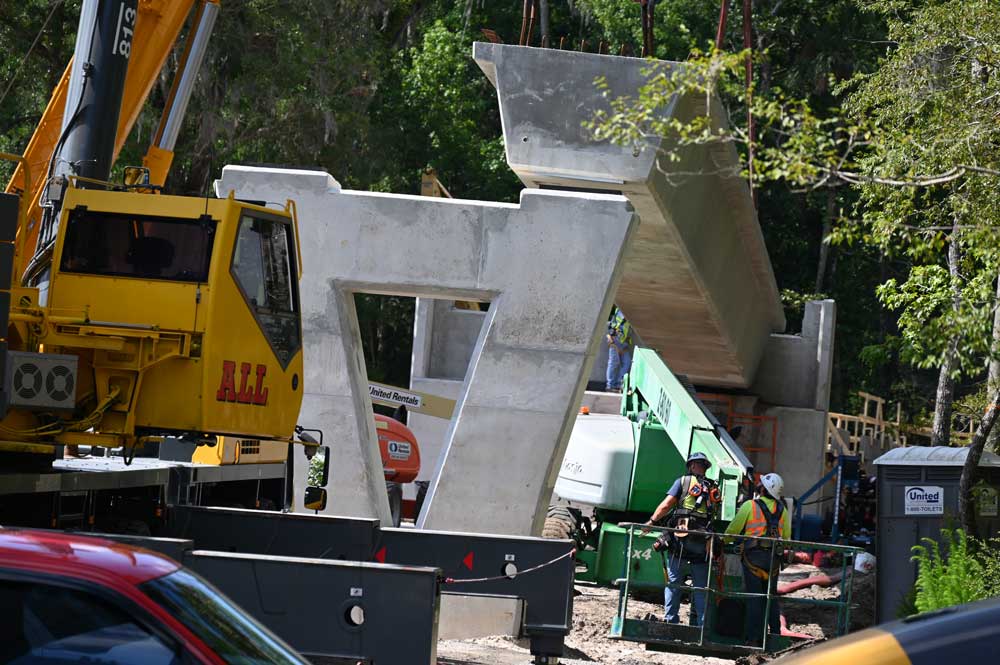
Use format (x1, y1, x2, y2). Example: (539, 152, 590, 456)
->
(679, 475, 711, 516)
(609, 308, 632, 345)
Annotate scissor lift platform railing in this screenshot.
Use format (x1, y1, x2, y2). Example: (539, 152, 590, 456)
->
(610, 523, 862, 659)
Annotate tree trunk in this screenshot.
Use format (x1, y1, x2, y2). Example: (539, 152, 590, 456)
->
(462, 0, 474, 34)
(931, 227, 961, 447)
(539, 0, 550, 47)
(815, 188, 835, 293)
(960, 396, 1000, 538)
(828, 244, 838, 286)
(987, 271, 1000, 452)
(757, 33, 771, 95)
(931, 351, 957, 446)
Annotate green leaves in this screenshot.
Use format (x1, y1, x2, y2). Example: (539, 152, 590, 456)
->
(911, 529, 986, 613)
(574, 0, 718, 60)
(390, 21, 520, 201)
(878, 265, 995, 374)
(908, 529, 1000, 615)
(586, 48, 749, 168)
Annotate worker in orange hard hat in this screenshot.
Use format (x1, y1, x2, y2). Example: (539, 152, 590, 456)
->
(726, 473, 791, 645)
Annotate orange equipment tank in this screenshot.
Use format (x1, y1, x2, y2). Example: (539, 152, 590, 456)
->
(374, 414, 421, 484)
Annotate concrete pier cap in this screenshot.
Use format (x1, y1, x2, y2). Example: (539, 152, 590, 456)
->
(215, 165, 637, 536)
(475, 42, 785, 388)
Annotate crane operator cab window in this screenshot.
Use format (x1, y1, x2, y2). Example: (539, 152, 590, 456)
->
(60, 209, 214, 282)
(231, 212, 301, 368)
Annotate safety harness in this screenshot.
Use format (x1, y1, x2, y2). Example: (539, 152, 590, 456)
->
(662, 475, 721, 562)
(742, 499, 785, 580)
(608, 308, 632, 347)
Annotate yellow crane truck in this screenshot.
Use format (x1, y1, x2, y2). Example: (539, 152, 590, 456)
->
(0, 0, 316, 530)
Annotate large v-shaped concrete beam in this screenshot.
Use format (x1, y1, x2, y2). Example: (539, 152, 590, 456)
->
(475, 43, 785, 388)
(216, 166, 636, 534)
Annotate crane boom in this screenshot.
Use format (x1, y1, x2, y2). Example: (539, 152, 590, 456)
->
(5, 0, 218, 283)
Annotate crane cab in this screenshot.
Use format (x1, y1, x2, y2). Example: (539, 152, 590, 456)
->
(14, 184, 305, 447)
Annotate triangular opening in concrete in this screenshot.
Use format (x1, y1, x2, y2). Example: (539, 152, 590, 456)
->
(407, 297, 492, 525)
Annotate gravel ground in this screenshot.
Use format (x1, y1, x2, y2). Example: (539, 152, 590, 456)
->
(437, 567, 875, 664)
(439, 584, 728, 664)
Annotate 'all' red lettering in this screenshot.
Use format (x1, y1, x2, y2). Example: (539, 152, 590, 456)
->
(253, 364, 269, 405)
(216, 360, 238, 402)
(237, 362, 254, 403)
(217, 360, 269, 406)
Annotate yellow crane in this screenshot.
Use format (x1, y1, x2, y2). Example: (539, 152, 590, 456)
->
(0, 0, 305, 462)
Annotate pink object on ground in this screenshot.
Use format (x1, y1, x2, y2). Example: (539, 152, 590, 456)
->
(777, 571, 843, 595)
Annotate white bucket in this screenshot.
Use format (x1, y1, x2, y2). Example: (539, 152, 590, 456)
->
(854, 552, 876, 574)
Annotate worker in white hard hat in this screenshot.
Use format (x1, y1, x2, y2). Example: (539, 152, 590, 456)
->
(725, 473, 790, 644)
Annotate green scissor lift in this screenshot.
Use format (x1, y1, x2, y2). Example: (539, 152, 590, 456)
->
(560, 348, 753, 590)
(552, 348, 861, 656)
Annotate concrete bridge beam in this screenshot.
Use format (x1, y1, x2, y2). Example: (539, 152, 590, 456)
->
(215, 166, 637, 536)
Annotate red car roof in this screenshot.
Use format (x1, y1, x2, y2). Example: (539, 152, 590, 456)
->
(0, 527, 179, 585)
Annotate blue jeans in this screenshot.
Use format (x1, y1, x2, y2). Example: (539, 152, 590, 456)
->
(742, 562, 781, 643)
(664, 555, 709, 625)
(606, 344, 632, 390)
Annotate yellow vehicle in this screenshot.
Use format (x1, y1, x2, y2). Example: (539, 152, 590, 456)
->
(772, 596, 1000, 664)
(0, 184, 304, 456)
(0, 0, 304, 462)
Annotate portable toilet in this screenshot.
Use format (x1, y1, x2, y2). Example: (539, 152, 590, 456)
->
(873, 446, 1000, 622)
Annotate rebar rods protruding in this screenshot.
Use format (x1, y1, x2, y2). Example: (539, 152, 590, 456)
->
(519, 0, 530, 45)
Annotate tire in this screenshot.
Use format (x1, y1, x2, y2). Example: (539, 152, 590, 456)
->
(386, 481, 403, 527)
(542, 505, 576, 540)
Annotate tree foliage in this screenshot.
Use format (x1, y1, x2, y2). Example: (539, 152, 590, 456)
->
(878, 265, 994, 373)
(911, 529, 986, 613)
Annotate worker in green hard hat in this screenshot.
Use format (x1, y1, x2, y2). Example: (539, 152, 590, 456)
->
(644, 452, 721, 625)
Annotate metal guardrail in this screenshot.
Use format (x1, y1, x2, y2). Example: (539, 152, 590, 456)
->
(610, 522, 862, 657)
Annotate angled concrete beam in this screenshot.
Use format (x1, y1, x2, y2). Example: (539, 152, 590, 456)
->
(475, 43, 785, 388)
(216, 166, 637, 535)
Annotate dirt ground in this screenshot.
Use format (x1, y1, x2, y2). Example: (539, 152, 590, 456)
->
(437, 566, 875, 665)
(780, 564, 876, 635)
